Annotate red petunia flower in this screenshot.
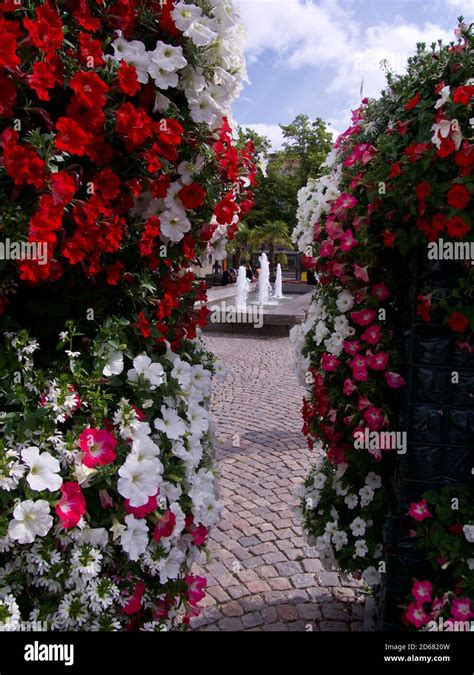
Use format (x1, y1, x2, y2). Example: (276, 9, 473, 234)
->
(78, 31, 104, 68)
(50, 171, 77, 205)
(452, 85, 474, 105)
(137, 310, 152, 338)
(116, 103, 153, 149)
(27, 61, 57, 101)
(23, 2, 64, 55)
(437, 137, 456, 158)
(404, 92, 421, 110)
(0, 16, 21, 68)
(446, 215, 470, 239)
(93, 168, 121, 202)
(117, 61, 140, 96)
(3, 134, 47, 189)
(0, 74, 16, 117)
(69, 70, 109, 108)
(447, 183, 470, 210)
(416, 182, 431, 201)
(106, 260, 124, 286)
(179, 182, 206, 210)
(448, 312, 468, 333)
(55, 117, 92, 155)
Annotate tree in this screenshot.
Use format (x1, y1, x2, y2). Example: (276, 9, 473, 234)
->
(239, 116, 333, 233)
(252, 220, 292, 275)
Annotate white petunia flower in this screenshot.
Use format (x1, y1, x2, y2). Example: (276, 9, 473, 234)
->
(127, 354, 165, 390)
(21, 447, 62, 492)
(117, 457, 162, 507)
(463, 524, 474, 543)
(344, 493, 358, 510)
(159, 207, 192, 243)
(332, 530, 348, 551)
(350, 517, 367, 537)
(362, 566, 381, 587)
(354, 539, 368, 558)
(171, 2, 202, 31)
(8, 500, 53, 544)
(359, 485, 375, 507)
(336, 290, 354, 313)
(365, 472, 382, 489)
(154, 406, 186, 440)
(149, 41, 187, 73)
(103, 351, 124, 377)
(120, 515, 149, 561)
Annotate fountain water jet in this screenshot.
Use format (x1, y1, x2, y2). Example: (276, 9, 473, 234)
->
(258, 252, 271, 305)
(274, 263, 283, 300)
(235, 266, 250, 310)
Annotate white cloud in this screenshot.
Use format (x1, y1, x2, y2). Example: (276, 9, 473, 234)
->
(241, 123, 285, 151)
(446, 0, 474, 14)
(237, 0, 455, 104)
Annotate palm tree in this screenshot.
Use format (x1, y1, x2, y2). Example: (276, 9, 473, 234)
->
(252, 221, 292, 275)
(227, 223, 252, 268)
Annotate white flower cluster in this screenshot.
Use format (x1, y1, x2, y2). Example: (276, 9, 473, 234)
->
(111, 0, 247, 129)
(292, 150, 343, 254)
(0, 332, 221, 630)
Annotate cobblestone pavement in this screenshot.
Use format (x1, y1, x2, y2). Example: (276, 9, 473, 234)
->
(191, 334, 364, 632)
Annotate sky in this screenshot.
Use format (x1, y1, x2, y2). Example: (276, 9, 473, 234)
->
(233, 0, 473, 149)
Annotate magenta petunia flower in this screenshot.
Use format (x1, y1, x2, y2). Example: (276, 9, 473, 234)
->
(408, 499, 432, 522)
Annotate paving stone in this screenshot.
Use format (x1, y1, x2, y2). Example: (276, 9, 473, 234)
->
(268, 577, 292, 591)
(242, 612, 264, 628)
(322, 605, 351, 621)
(246, 580, 271, 594)
(292, 573, 316, 589)
(262, 623, 289, 632)
(316, 571, 340, 587)
(320, 621, 350, 632)
(218, 617, 244, 631)
(277, 605, 299, 622)
(222, 602, 244, 618)
(227, 585, 250, 600)
(297, 604, 323, 621)
(190, 335, 364, 633)
(275, 561, 303, 576)
(241, 596, 265, 613)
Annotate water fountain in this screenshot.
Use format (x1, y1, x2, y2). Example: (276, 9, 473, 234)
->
(274, 263, 283, 300)
(235, 265, 250, 311)
(258, 252, 271, 305)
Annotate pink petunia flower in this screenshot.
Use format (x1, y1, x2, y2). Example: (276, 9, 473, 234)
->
(320, 240, 335, 257)
(371, 282, 390, 301)
(353, 263, 369, 282)
(408, 499, 432, 522)
(451, 598, 474, 621)
(79, 428, 117, 468)
(321, 353, 341, 372)
(123, 581, 146, 615)
(367, 352, 390, 371)
(363, 406, 384, 430)
(55, 482, 86, 529)
(351, 309, 376, 326)
(385, 371, 406, 388)
(344, 340, 362, 356)
(185, 574, 207, 606)
(412, 580, 432, 604)
(361, 324, 381, 345)
(185, 515, 208, 546)
(343, 379, 358, 396)
(340, 229, 358, 252)
(406, 603, 430, 628)
(125, 494, 158, 519)
(153, 509, 176, 543)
